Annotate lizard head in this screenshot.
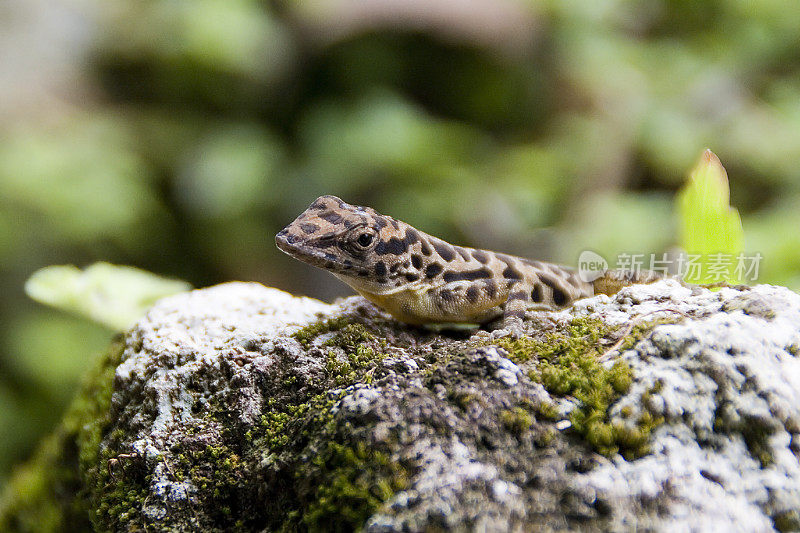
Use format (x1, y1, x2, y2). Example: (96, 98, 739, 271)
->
(276, 195, 421, 294)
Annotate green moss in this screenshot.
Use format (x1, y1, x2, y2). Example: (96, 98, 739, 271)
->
(292, 317, 356, 347)
(260, 410, 293, 449)
(324, 323, 374, 348)
(254, 316, 403, 531)
(493, 316, 610, 365)
(92, 465, 148, 531)
(500, 407, 533, 437)
(577, 409, 664, 460)
(449, 391, 481, 411)
(488, 316, 665, 459)
(539, 428, 559, 447)
(531, 399, 560, 421)
(258, 393, 342, 455)
(0, 337, 126, 532)
(168, 443, 245, 523)
(300, 442, 409, 532)
(0, 336, 163, 532)
(324, 344, 382, 387)
(74, 345, 155, 531)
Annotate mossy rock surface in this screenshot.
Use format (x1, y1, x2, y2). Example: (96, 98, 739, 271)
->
(2, 280, 800, 531)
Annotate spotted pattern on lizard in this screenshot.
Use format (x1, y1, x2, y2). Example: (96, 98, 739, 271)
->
(276, 195, 663, 330)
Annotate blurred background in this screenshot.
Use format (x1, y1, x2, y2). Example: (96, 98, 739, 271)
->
(2, 0, 800, 487)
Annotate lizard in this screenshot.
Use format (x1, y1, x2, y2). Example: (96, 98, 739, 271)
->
(276, 195, 664, 333)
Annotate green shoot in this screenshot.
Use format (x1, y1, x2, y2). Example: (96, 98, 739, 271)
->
(677, 149, 744, 284)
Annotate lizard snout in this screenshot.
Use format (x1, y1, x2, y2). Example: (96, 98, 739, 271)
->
(275, 229, 296, 251)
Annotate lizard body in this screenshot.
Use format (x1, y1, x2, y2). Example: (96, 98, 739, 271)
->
(276, 195, 662, 330)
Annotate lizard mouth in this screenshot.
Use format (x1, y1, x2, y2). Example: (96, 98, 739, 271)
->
(275, 229, 315, 261)
(275, 229, 342, 271)
(275, 229, 295, 254)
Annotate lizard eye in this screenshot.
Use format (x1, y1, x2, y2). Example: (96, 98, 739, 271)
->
(357, 233, 374, 248)
(344, 227, 377, 255)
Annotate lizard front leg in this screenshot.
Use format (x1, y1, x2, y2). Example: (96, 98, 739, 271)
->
(495, 282, 535, 338)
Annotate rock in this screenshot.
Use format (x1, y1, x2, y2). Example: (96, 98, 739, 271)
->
(2, 280, 800, 532)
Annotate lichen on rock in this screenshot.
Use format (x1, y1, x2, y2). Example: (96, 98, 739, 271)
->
(2, 280, 800, 531)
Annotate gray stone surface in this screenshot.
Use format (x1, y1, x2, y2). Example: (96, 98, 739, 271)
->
(39, 280, 800, 531)
(571, 282, 800, 532)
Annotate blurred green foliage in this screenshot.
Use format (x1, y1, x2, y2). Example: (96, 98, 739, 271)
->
(2, 0, 800, 487)
(25, 263, 191, 331)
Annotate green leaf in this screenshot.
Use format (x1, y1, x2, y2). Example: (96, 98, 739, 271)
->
(677, 149, 745, 284)
(25, 263, 191, 331)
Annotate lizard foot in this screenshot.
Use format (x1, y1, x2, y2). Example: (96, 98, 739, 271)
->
(491, 319, 526, 340)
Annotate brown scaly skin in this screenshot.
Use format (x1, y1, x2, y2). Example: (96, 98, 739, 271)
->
(276, 195, 664, 331)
